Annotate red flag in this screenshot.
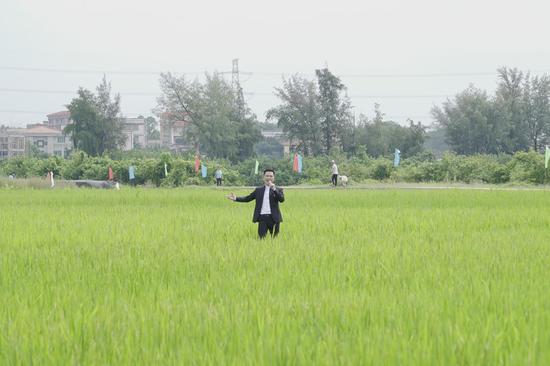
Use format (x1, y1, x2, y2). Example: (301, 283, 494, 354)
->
(195, 156, 200, 173)
(292, 153, 299, 172)
(108, 166, 114, 180)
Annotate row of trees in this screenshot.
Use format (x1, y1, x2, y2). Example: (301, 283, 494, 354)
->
(266, 70, 427, 158)
(432, 67, 550, 154)
(65, 69, 427, 161)
(63, 66, 550, 162)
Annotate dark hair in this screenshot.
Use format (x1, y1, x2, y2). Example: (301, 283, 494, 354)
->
(263, 168, 275, 175)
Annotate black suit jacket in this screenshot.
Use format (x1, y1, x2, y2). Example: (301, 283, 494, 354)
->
(236, 186, 285, 223)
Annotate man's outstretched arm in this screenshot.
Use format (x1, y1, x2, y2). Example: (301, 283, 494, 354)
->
(226, 190, 255, 202)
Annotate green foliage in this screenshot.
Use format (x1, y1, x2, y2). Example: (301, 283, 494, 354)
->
(432, 86, 501, 154)
(508, 150, 548, 184)
(156, 72, 262, 161)
(357, 112, 427, 158)
(433, 67, 550, 155)
(267, 69, 353, 156)
(369, 158, 394, 180)
(142, 115, 159, 140)
(5, 149, 550, 186)
(267, 75, 323, 155)
(65, 77, 126, 156)
(316, 68, 352, 153)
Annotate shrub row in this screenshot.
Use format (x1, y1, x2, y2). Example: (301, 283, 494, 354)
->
(1, 150, 550, 186)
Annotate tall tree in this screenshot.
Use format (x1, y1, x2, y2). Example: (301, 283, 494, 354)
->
(315, 68, 352, 153)
(432, 85, 500, 154)
(65, 77, 126, 156)
(266, 75, 322, 156)
(138, 115, 160, 140)
(495, 67, 529, 152)
(95, 77, 126, 152)
(156, 72, 261, 161)
(527, 75, 550, 152)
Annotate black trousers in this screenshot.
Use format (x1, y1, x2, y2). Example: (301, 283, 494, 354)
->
(216, 178, 222, 186)
(258, 214, 280, 239)
(332, 174, 338, 186)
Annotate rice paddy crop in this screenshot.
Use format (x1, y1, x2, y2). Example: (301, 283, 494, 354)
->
(1, 188, 550, 365)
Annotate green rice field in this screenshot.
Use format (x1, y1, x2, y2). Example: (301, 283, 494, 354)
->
(1, 188, 550, 365)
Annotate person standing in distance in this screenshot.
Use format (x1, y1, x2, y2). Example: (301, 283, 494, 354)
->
(331, 160, 339, 187)
(215, 167, 223, 186)
(226, 169, 285, 239)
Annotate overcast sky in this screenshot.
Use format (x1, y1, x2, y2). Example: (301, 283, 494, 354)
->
(2, 0, 550, 128)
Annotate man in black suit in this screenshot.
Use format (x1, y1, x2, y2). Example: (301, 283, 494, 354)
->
(226, 169, 285, 239)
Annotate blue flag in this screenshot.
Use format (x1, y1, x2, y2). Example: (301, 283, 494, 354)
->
(394, 148, 401, 167)
(201, 164, 207, 178)
(298, 154, 303, 173)
(128, 165, 135, 180)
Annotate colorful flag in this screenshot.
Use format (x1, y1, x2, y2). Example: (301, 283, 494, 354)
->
(129, 165, 135, 180)
(108, 166, 114, 180)
(293, 153, 299, 172)
(164, 163, 168, 177)
(254, 160, 259, 175)
(546, 146, 550, 169)
(297, 154, 303, 174)
(201, 164, 207, 178)
(394, 148, 401, 167)
(195, 156, 200, 173)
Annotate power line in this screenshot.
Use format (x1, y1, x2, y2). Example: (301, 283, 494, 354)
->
(0, 66, 253, 76)
(2, 65, 549, 78)
(0, 88, 452, 99)
(0, 109, 50, 114)
(0, 66, 201, 76)
(0, 88, 158, 96)
(245, 70, 550, 78)
(350, 94, 450, 99)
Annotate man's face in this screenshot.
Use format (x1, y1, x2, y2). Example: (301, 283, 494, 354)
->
(263, 171, 274, 184)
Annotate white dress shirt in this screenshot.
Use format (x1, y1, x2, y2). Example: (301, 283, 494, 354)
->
(260, 186, 272, 215)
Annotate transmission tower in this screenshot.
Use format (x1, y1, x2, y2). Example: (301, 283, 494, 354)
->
(231, 59, 245, 118)
(231, 59, 240, 89)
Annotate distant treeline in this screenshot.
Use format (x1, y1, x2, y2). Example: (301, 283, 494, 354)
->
(60, 66, 550, 165)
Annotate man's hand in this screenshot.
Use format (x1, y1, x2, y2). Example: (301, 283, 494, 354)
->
(226, 193, 236, 201)
(267, 181, 276, 190)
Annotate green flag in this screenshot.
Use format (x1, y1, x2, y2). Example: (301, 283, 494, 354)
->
(546, 146, 550, 169)
(254, 160, 259, 175)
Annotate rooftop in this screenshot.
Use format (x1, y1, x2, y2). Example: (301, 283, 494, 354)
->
(47, 110, 70, 118)
(121, 117, 145, 124)
(24, 125, 63, 135)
